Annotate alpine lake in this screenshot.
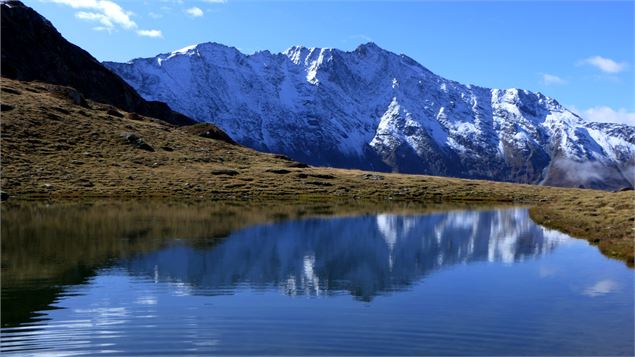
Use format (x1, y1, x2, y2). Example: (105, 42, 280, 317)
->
(1, 200, 633, 356)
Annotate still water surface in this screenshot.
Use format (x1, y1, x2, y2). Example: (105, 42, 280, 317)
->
(1, 203, 633, 355)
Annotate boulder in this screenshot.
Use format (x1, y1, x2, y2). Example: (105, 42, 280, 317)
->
(121, 132, 154, 152)
(180, 123, 236, 144)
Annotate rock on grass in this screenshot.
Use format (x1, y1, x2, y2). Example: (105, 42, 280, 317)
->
(211, 169, 239, 176)
(121, 132, 154, 152)
(181, 123, 235, 144)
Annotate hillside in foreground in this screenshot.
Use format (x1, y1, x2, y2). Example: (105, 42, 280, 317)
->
(1, 77, 633, 265)
(0, 0, 193, 126)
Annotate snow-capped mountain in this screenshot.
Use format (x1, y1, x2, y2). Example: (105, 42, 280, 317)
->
(105, 42, 635, 189)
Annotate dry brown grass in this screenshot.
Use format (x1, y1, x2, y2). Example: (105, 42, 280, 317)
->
(0, 199, 502, 284)
(1, 77, 633, 265)
(529, 192, 634, 265)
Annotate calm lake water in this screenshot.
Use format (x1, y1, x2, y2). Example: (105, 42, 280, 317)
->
(1, 202, 633, 356)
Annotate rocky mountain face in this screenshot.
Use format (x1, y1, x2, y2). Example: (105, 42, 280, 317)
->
(0, 0, 194, 126)
(105, 42, 635, 190)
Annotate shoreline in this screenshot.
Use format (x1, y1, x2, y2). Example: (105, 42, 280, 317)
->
(3, 190, 633, 267)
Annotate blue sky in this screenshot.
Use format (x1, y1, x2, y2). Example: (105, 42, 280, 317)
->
(26, 0, 634, 125)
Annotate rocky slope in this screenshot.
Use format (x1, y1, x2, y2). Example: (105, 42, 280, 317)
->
(106, 42, 635, 190)
(1, 77, 633, 265)
(0, 0, 194, 126)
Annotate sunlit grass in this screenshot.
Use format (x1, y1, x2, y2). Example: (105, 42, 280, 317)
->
(1, 77, 633, 266)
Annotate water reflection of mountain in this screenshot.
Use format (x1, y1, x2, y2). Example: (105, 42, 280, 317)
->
(124, 208, 566, 301)
(0, 201, 494, 327)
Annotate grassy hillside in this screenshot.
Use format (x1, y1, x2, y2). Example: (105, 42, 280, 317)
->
(1, 77, 633, 265)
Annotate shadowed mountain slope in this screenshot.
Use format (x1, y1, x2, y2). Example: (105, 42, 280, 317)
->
(0, 0, 194, 126)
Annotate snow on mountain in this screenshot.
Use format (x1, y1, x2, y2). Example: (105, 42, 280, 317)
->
(104, 42, 635, 190)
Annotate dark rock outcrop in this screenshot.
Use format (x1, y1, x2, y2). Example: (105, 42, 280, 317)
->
(121, 132, 154, 152)
(180, 123, 236, 144)
(0, 0, 194, 126)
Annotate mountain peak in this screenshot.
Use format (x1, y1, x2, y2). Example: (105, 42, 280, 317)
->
(170, 44, 198, 56)
(283, 45, 335, 54)
(167, 42, 239, 57)
(354, 42, 390, 56)
(1, 0, 25, 8)
(355, 41, 381, 50)
(105, 41, 635, 190)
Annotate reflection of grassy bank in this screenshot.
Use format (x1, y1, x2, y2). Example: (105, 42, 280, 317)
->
(0, 200, 500, 327)
(1, 78, 633, 266)
(1, 198, 633, 327)
(0, 200, 495, 283)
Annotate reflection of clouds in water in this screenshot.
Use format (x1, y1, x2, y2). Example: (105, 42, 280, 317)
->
(72, 307, 129, 328)
(538, 266, 558, 278)
(135, 296, 157, 305)
(583, 279, 619, 297)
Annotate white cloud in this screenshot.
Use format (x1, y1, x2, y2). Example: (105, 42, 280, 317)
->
(185, 6, 204, 17)
(541, 73, 566, 86)
(76, 11, 112, 28)
(49, 0, 161, 37)
(579, 56, 628, 74)
(52, 0, 136, 29)
(97, 0, 136, 29)
(136, 29, 163, 38)
(202, 0, 227, 3)
(49, 0, 101, 8)
(569, 105, 635, 126)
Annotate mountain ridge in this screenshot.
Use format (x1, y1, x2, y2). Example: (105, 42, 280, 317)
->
(105, 41, 635, 190)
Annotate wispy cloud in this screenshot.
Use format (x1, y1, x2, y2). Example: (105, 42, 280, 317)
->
(538, 266, 557, 278)
(185, 6, 204, 17)
(540, 73, 566, 86)
(349, 34, 373, 43)
(48, 0, 162, 38)
(202, 0, 227, 3)
(148, 11, 163, 19)
(579, 56, 628, 74)
(92, 26, 111, 32)
(568, 105, 635, 126)
(137, 29, 163, 38)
